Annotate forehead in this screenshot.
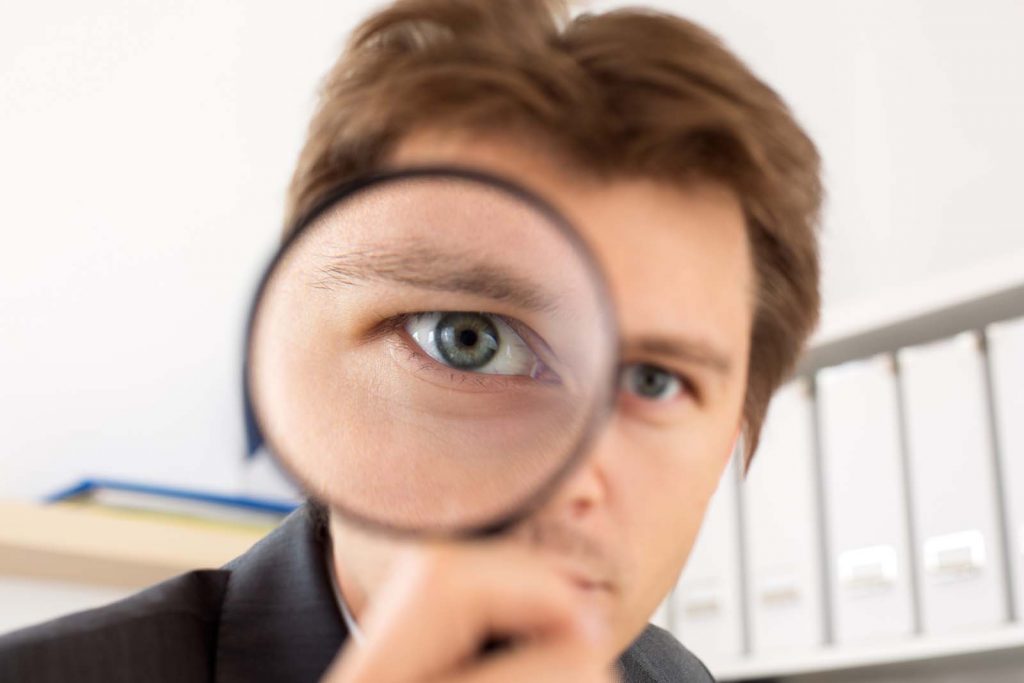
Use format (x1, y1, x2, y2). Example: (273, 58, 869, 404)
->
(387, 131, 755, 364)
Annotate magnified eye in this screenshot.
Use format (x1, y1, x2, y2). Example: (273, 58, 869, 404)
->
(404, 312, 547, 377)
(620, 363, 683, 401)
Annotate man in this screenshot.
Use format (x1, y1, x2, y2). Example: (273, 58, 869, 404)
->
(0, 1, 821, 681)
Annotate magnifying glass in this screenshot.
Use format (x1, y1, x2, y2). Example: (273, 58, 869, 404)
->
(244, 167, 618, 538)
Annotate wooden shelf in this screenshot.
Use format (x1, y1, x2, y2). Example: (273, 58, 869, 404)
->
(0, 501, 268, 589)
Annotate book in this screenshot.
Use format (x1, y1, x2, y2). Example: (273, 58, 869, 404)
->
(46, 478, 298, 534)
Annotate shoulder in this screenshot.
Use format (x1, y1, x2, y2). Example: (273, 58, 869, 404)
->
(0, 569, 229, 683)
(0, 505, 343, 683)
(618, 625, 717, 683)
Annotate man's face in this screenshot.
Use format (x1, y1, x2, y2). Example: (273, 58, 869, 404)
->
(329, 130, 754, 657)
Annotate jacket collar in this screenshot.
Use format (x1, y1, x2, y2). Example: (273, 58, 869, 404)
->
(215, 505, 347, 683)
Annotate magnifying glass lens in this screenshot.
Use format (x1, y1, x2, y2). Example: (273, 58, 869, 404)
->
(247, 172, 616, 535)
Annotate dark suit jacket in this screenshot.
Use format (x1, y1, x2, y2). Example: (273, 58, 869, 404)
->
(0, 506, 715, 682)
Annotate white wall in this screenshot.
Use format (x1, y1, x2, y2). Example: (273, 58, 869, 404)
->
(3, 0, 1023, 499)
(595, 0, 1024, 333)
(0, 1, 386, 498)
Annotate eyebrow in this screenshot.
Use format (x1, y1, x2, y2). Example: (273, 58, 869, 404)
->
(311, 244, 559, 313)
(622, 335, 734, 376)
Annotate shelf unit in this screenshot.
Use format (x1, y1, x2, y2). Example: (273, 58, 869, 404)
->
(700, 252, 1024, 681)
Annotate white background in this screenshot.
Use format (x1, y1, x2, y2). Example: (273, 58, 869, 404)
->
(2, 0, 1023, 499)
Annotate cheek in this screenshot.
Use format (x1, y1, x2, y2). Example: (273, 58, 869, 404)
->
(608, 415, 737, 591)
(616, 411, 735, 510)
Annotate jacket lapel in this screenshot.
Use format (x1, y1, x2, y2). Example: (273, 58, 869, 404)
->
(215, 505, 347, 683)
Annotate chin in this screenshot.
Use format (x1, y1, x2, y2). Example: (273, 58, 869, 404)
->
(608, 605, 654, 654)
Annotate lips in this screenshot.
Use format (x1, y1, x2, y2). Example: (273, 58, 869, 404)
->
(569, 575, 614, 593)
(554, 562, 616, 595)
(509, 519, 619, 595)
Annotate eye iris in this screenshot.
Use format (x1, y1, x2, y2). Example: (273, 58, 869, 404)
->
(632, 364, 671, 398)
(436, 313, 500, 369)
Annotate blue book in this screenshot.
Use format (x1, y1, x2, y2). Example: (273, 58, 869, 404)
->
(46, 478, 299, 531)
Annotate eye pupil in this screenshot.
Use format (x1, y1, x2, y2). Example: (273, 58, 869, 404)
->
(631, 364, 672, 398)
(436, 313, 500, 369)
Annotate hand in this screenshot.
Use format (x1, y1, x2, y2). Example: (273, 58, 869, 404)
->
(321, 541, 618, 683)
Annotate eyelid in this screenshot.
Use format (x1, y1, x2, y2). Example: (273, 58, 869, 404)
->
(363, 312, 412, 343)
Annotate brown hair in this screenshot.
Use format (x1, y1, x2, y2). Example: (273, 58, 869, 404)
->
(287, 0, 821, 468)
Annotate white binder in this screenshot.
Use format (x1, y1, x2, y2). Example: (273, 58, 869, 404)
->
(988, 316, 1024, 621)
(817, 355, 915, 644)
(742, 379, 825, 653)
(672, 448, 743, 661)
(898, 332, 1008, 633)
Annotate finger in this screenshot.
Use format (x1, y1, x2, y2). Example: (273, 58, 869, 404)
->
(326, 542, 607, 683)
(443, 638, 618, 683)
(322, 640, 617, 683)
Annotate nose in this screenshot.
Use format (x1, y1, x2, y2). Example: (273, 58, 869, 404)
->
(540, 423, 615, 520)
